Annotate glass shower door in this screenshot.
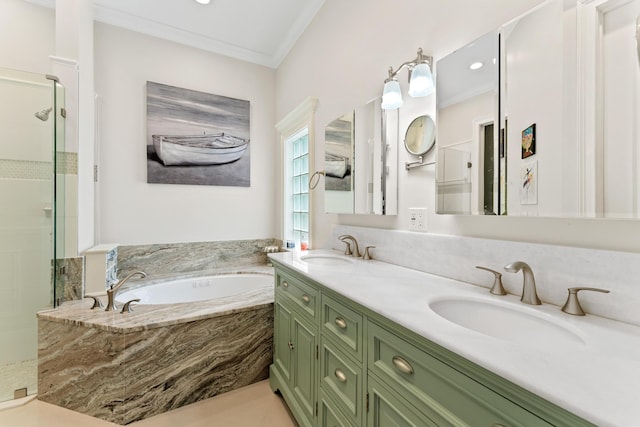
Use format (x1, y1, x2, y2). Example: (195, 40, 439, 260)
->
(0, 68, 62, 403)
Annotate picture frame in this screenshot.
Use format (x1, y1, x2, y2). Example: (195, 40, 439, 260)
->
(521, 123, 536, 159)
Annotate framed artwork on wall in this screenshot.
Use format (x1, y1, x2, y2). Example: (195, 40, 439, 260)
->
(520, 160, 538, 205)
(146, 81, 250, 187)
(521, 123, 536, 159)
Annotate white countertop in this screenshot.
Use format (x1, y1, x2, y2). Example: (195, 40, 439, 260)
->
(269, 249, 640, 427)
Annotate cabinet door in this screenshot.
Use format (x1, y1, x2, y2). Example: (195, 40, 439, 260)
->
(367, 376, 437, 427)
(292, 312, 317, 424)
(274, 299, 293, 383)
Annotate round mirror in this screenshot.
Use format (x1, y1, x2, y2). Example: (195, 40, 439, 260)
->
(404, 115, 436, 156)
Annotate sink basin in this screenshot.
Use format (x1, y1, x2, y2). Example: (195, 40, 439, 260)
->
(299, 254, 353, 266)
(429, 297, 586, 348)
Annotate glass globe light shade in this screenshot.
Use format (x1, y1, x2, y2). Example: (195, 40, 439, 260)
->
(408, 63, 435, 97)
(381, 79, 403, 110)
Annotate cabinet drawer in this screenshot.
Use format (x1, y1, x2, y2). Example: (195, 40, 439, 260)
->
(368, 321, 551, 427)
(320, 338, 363, 426)
(322, 294, 363, 361)
(319, 388, 356, 427)
(276, 271, 318, 319)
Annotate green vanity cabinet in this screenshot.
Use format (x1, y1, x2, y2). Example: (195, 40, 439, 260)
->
(270, 263, 593, 427)
(271, 268, 319, 427)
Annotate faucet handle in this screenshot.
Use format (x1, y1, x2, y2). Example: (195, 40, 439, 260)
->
(341, 240, 353, 256)
(476, 266, 507, 295)
(561, 287, 610, 316)
(84, 295, 104, 309)
(363, 246, 375, 260)
(121, 299, 141, 313)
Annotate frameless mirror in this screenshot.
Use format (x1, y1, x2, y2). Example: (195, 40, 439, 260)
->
(324, 111, 354, 214)
(436, 31, 501, 215)
(434, 0, 640, 219)
(324, 98, 398, 215)
(405, 115, 436, 156)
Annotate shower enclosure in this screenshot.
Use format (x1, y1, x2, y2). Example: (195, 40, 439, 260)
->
(0, 67, 65, 404)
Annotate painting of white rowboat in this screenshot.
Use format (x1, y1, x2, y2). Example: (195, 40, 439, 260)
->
(152, 133, 249, 166)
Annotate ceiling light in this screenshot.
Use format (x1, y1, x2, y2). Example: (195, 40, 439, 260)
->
(195, 0, 211, 4)
(470, 61, 484, 70)
(381, 48, 434, 110)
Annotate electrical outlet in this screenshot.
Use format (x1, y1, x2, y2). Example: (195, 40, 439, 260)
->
(408, 208, 428, 232)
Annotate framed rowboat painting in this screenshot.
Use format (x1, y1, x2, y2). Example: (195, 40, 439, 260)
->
(146, 81, 250, 186)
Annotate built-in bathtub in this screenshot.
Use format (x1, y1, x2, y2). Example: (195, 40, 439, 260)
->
(37, 268, 275, 425)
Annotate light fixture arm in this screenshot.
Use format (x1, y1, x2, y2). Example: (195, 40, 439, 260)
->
(386, 48, 433, 82)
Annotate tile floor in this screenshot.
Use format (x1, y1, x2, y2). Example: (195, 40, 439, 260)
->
(0, 380, 297, 427)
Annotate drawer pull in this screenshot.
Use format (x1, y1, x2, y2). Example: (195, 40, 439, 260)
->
(392, 355, 414, 375)
(282, 281, 289, 288)
(491, 425, 506, 427)
(334, 317, 347, 329)
(302, 294, 311, 303)
(334, 369, 347, 383)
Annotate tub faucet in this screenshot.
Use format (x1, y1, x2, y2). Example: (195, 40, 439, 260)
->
(504, 261, 541, 305)
(105, 271, 147, 312)
(338, 235, 361, 257)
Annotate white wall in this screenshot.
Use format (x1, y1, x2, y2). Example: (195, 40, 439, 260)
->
(0, 0, 54, 73)
(94, 23, 277, 245)
(276, 0, 640, 253)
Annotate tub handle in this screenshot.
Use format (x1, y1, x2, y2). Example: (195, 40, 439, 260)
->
(334, 369, 347, 383)
(334, 317, 347, 329)
(84, 295, 103, 310)
(392, 355, 414, 375)
(282, 281, 289, 288)
(121, 299, 140, 313)
(302, 294, 310, 303)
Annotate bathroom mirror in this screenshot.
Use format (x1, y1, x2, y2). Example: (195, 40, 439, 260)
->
(324, 97, 398, 215)
(404, 115, 436, 156)
(435, 30, 501, 215)
(436, 0, 640, 219)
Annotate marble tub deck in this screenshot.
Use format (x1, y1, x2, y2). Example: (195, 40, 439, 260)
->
(37, 267, 275, 425)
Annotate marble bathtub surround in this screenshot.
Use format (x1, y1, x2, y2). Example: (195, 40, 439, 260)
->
(116, 238, 282, 279)
(37, 266, 275, 424)
(52, 257, 84, 304)
(329, 225, 640, 326)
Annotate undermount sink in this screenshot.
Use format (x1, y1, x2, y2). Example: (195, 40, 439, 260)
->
(429, 297, 587, 348)
(299, 253, 353, 266)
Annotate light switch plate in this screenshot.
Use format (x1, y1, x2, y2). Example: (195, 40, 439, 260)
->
(408, 208, 428, 232)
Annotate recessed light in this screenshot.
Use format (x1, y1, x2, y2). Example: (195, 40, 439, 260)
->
(470, 62, 483, 70)
(195, 0, 211, 4)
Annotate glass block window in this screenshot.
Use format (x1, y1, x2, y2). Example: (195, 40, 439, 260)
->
(284, 128, 309, 248)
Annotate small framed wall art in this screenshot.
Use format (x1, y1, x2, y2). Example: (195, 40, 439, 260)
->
(521, 123, 536, 159)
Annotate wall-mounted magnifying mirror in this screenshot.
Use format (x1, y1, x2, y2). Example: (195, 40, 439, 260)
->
(405, 115, 436, 156)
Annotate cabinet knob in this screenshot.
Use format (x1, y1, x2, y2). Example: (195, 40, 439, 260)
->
(561, 287, 610, 316)
(334, 317, 347, 329)
(282, 281, 289, 288)
(334, 369, 347, 383)
(302, 294, 311, 303)
(392, 355, 414, 375)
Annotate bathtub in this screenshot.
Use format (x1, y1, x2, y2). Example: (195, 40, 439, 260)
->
(116, 272, 273, 305)
(39, 270, 275, 425)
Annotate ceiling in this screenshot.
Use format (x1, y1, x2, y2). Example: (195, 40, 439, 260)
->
(26, 0, 326, 68)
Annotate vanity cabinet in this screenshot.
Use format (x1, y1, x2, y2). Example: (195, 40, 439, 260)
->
(270, 262, 592, 427)
(271, 269, 319, 427)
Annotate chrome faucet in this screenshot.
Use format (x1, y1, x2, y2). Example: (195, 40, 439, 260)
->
(504, 261, 541, 305)
(105, 271, 146, 312)
(338, 235, 361, 257)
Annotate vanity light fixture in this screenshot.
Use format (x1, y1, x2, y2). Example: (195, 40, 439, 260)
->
(381, 48, 434, 110)
(470, 61, 484, 70)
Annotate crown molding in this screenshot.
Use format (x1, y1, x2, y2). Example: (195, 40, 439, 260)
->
(23, 0, 325, 69)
